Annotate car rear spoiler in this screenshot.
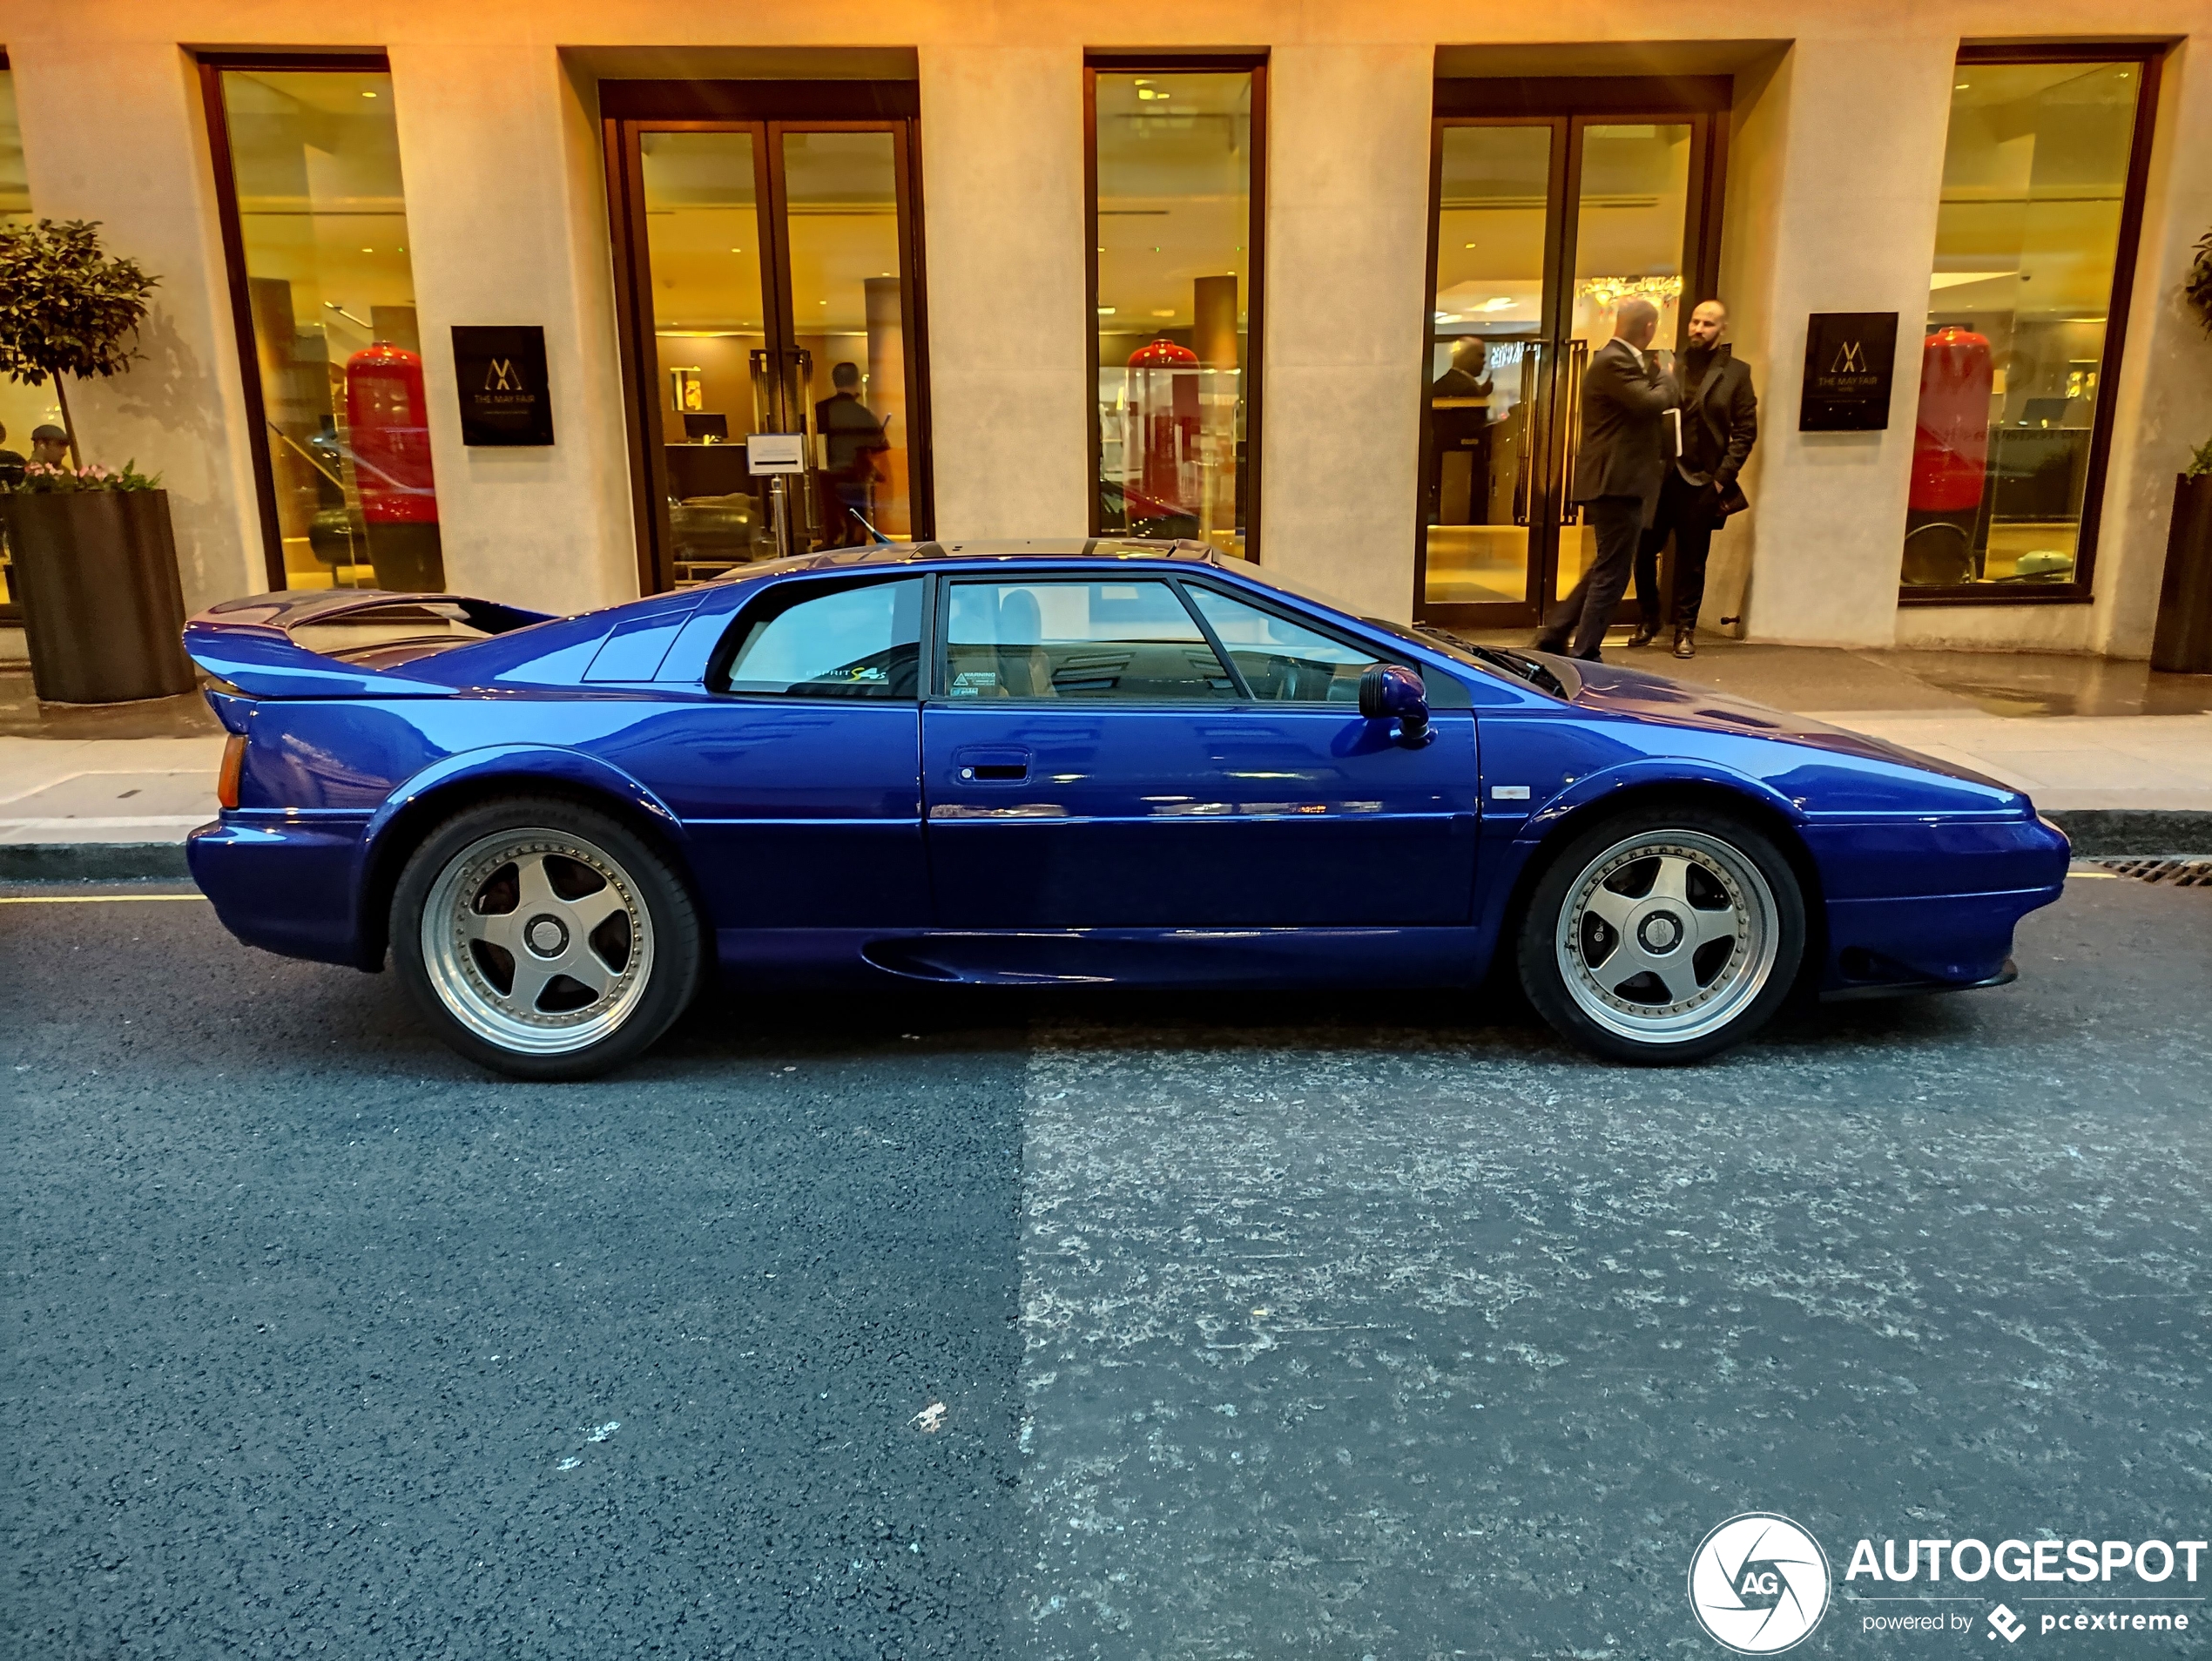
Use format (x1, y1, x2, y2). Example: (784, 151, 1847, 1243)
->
(184, 588, 561, 699)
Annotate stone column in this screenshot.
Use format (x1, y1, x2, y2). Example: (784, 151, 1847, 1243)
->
(1716, 36, 1959, 647)
(385, 44, 637, 612)
(1258, 44, 1433, 621)
(915, 44, 1090, 541)
(9, 38, 266, 613)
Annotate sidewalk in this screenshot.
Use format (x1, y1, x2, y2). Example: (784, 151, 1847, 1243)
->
(4, 642, 2209, 880)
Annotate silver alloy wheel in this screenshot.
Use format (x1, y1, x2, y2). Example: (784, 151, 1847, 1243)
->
(421, 827, 655, 1057)
(1554, 828, 1780, 1046)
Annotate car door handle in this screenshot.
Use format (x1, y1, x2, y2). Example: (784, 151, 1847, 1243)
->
(952, 746, 1031, 784)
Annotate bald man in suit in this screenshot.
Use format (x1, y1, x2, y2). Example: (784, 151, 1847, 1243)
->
(1535, 298, 1677, 662)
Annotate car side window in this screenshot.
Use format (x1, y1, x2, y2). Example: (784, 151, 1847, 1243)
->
(721, 577, 922, 698)
(1185, 585, 1376, 703)
(943, 579, 1238, 702)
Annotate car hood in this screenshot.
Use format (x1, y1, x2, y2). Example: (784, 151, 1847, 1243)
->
(1558, 657, 2020, 794)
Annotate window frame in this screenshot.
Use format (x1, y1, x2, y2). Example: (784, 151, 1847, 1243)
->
(1898, 42, 2165, 609)
(1083, 52, 1268, 560)
(198, 50, 400, 594)
(708, 571, 932, 701)
(1, 47, 21, 621)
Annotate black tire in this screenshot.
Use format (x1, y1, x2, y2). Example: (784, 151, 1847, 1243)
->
(1517, 802, 1806, 1065)
(390, 795, 704, 1080)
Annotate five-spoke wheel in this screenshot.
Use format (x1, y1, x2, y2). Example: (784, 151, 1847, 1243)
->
(1521, 807, 1805, 1063)
(392, 798, 701, 1079)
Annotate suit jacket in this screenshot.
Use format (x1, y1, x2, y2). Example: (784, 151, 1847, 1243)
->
(1676, 343, 1758, 516)
(1570, 338, 1676, 517)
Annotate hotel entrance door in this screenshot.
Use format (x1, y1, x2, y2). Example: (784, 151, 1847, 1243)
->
(604, 81, 931, 592)
(1416, 79, 1728, 631)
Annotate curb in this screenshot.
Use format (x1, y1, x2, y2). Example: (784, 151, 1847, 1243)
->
(2041, 810, 2212, 858)
(0, 842, 193, 881)
(4, 810, 2210, 885)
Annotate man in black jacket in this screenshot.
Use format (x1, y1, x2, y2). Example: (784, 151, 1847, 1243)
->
(1536, 297, 1676, 661)
(1629, 298, 1757, 659)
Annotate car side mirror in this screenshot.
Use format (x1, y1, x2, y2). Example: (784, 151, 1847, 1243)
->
(1359, 662, 1431, 744)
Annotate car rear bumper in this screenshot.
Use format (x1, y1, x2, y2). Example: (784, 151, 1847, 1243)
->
(187, 814, 372, 969)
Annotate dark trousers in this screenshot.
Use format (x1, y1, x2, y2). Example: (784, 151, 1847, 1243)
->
(1634, 470, 1719, 631)
(1541, 495, 1645, 659)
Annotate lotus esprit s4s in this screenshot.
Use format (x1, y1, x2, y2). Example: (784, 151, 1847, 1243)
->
(183, 539, 2069, 1079)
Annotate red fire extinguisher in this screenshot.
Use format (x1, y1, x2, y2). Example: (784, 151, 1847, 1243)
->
(344, 341, 439, 525)
(1909, 326, 1992, 514)
(1124, 337, 1200, 524)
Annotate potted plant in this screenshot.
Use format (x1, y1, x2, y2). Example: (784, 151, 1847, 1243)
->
(0, 217, 193, 704)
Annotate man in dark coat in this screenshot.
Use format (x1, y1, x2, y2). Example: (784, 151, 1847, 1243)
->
(1629, 298, 1757, 659)
(1535, 297, 1676, 661)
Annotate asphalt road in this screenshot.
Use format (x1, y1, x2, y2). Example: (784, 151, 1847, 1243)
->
(3, 873, 2208, 1660)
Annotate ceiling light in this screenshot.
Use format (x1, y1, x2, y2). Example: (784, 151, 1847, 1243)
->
(730, 247, 744, 253)
(1956, 82, 1969, 90)
(1097, 307, 1116, 315)
(1433, 311, 1455, 322)
(361, 91, 378, 98)
(1464, 242, 1479, 249)
(361, 246, 373, 253)
(1151, 309, 1176, 318)
(1478, 296, 1517, 312)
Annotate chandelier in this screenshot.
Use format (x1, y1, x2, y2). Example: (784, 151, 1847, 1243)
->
(1578, 274, 1683, 307)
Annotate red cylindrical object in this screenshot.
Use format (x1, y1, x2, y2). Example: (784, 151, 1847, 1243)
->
(345, 342, 440, 525)
(1125, 337, 1200, 522)
(1910, 327, 1993, 514)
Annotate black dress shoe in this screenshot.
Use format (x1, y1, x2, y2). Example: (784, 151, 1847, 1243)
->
(1673, 629, 1696, 659)
(1627, 625, 1659, 648)
(1532, 634, 1568, 655)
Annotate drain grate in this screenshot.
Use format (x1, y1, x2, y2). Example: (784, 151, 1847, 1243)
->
(2094, 857, 2212, 887)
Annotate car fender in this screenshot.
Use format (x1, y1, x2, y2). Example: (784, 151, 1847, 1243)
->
(362, 744, 693, 858)
(1512, 755, 1811, 847)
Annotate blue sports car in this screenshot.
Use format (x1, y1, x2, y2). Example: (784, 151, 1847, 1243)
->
(183, 539, 2069, 1079)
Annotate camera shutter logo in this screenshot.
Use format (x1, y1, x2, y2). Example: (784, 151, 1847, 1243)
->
(1688, 1513, 1831, 1653)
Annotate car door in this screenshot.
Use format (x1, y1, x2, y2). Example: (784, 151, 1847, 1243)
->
(632, 574, 927, 933)
(920, 572, 1479, 928)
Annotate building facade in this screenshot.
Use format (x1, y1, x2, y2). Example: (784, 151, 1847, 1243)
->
(3, 2, 2209, 658)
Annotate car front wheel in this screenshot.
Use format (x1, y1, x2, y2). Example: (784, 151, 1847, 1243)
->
(1518, 806, 1805, 1064)
(391, 797, 702, 1080)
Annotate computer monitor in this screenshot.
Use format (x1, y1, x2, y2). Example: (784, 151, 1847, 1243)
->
(683, 412, 731, 442)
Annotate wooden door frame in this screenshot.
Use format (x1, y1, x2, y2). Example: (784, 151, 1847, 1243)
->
(602, 81, 932, 594)
(1416, 76, 1732, 631)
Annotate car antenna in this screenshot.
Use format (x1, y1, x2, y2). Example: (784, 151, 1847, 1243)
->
(849, 511, 893, 546)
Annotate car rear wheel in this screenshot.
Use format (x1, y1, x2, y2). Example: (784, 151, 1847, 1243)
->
(392, 797, 702, 1080)
(1518, 806, 1805, 1064)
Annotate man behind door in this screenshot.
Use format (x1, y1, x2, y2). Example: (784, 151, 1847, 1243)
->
(1629, 298, 1757, 659)
(1536, 297, 1675, 662)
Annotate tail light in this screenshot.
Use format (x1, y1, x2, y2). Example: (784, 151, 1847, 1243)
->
(216, 732, 246, 810)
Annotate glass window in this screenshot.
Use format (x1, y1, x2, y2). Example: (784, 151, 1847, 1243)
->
(1556, 122, 1692, 604)
(1901, 59, 2148, 596)
(944, 579, 1235, 702)
(1186, 585, 1371, 702)
(1424, 125, 1553, 609)
(212, 65, 441, 592)
(782, 132, 914, 549)
(1090, 67, 1258, 557)
(639, 131, 773, 578)
(725, 578, 921, 698)
(0, 59, 46, 611)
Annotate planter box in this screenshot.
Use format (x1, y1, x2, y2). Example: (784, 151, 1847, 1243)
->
(0, 489, 195, 703)
(2152, 472, 2212, 675)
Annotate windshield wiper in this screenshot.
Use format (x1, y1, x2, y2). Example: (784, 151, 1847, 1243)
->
(1406, 623, 1569, 699)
